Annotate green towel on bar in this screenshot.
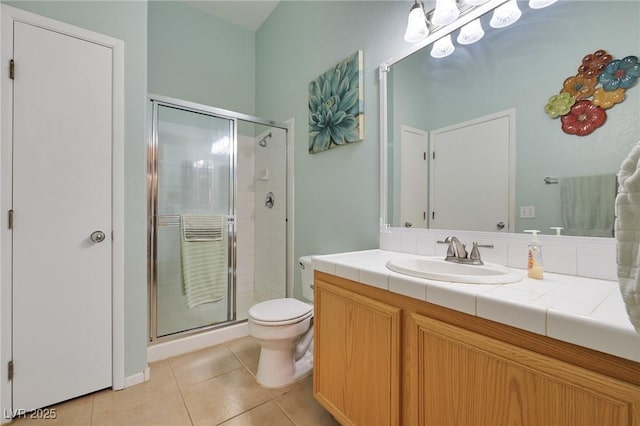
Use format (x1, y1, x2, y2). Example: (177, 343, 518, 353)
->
(180, 214, 228, 309)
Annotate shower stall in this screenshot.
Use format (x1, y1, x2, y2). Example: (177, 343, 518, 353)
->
(147, 95, 291, 342)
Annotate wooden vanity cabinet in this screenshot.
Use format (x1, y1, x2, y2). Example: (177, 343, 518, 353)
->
(313, 271, 640, 426)
(411, 313, 640, 426)
(313, 274, 401, 426)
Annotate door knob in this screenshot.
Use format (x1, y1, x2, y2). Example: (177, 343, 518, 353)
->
(496, 222, 505, 230)
(90, 231, 106, 243)
(405, 222, 413, 228)
(265, 192, 274, 209)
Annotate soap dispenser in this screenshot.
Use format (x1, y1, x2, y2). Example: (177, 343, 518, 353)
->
(523, 230, 543, 280)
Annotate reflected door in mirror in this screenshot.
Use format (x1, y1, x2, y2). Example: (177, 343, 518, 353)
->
(401, 125, 429, 229)
(430, 111, 513, 232)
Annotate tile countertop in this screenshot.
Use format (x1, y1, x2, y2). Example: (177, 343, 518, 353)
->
(311, 249, 640, 364)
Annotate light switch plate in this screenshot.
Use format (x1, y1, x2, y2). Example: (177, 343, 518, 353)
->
(520, 205, 536, 218)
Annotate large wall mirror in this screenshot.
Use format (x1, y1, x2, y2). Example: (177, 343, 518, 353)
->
(380, 0, 640, 237)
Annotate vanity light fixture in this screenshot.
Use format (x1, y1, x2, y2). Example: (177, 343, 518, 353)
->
(457, 18, 485, 45)
(401, 0, 557, 59)
(403, 0, 429, 42)
(529, 0, 558, 9)
(431, 0, 460, 27)
(489, 0, 522, 28)
(431, 34, 456, 58)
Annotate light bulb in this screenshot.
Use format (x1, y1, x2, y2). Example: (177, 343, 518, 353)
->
(431, 35, 455, 58)
(490, 0, 522, 28)
(529, 0, 558, 9)
(457, 18, 484, 45)
(431, 0, 460, 27)
(404, 2, 429, 42)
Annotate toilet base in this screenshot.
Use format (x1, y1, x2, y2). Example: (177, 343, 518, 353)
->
(256, 346, 313, 389)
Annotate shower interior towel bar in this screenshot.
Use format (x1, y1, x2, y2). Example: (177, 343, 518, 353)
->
(156, 215, 233, 227)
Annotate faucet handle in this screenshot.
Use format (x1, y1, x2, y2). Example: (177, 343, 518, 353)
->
(474, 242, 494, 249)
(469, 242, 494, 264)
(437, 238, 455, 257)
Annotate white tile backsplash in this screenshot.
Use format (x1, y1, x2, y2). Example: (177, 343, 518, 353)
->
(381, 228, 617, 281)
(577, 244, 617, 281)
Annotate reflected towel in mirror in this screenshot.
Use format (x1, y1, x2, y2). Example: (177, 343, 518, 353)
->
(560, 174, 616, 237)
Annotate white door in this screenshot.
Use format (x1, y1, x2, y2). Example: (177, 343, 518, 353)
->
(400, 125, 429, 229)
(429, 111, 513, 233)
(12, 21, 113, 410)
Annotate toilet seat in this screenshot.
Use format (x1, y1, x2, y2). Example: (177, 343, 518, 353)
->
(249, 298, 313, 326)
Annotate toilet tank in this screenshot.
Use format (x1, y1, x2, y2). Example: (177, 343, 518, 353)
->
(299, 256, 315, 302)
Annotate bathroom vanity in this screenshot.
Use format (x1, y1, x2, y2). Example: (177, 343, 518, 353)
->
(312, 250, 640, 426)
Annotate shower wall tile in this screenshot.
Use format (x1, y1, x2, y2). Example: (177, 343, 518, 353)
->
(236, 135, 256, 295)
(254, 129, 287, 300)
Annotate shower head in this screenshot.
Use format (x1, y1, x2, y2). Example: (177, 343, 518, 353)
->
(258, 132, 272, 147)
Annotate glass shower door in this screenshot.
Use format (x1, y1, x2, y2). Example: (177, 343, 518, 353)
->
(151, 103, 235, 338)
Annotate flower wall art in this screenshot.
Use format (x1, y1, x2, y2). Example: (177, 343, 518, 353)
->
(308, 50, 364, 154)
(545, 49, 640, 136)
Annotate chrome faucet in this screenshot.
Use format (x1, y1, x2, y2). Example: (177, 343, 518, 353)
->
(437, 236, 493, 265)
(445, 236, 467, 259)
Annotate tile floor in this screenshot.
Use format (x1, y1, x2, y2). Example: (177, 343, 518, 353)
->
(12, 336, 339, 426)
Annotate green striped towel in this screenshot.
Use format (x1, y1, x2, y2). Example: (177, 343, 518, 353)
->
(180, 214, 228, 309)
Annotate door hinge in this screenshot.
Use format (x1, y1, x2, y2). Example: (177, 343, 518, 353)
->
(423, 152, 426, 160)
(432, 151, 435, 160)
(8, 361, 13, 381)
(8, 210, 13, 229)
(9, 59, 14, 80)
(424, 211, 426, 220)
(432, 211, 435, 220)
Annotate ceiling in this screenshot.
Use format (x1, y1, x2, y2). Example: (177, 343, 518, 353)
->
(183, 1, 280, 32)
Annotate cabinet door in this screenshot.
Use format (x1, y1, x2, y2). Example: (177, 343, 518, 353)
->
(410, 313, 640, 426)
(314, 279, 401, 426)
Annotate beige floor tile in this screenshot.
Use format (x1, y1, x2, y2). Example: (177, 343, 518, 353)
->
(267, 372, 313, 398)
(219, 401, 294, 426)
(92, 360, 179, 419)
(10, 394, 93, 426)
(92, 387, 191, 426)
(225, 336, 261, 366)
(244, 361, 258, 377)
(168, 344, 243, 388)
(275, 375, 339, 426)
(182, 368, 271, 426)
(8, 336, 334, 426)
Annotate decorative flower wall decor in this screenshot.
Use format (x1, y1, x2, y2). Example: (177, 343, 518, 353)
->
(308, 50, 364, 154)
(544, 49, 640, 136)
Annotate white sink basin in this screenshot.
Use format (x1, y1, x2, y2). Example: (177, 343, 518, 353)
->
(385, 256, 523, 285)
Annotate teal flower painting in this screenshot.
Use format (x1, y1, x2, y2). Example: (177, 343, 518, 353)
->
(309, 51, 364, 154)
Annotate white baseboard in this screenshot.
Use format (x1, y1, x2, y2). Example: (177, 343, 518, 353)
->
(123, 365, 150, 388)
(147, 322, 249, 363)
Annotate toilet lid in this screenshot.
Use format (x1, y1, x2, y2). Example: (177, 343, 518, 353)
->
(249, 298, 313, 323)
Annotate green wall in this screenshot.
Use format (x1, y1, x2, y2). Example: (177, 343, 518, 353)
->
(255, 1, 408, 297)
(3, 0, 148, 377)
(148, 1, 255, 114)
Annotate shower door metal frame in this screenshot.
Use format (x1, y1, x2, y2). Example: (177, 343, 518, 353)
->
(147, 94, 291, 343)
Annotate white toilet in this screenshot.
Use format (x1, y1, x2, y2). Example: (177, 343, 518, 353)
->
(248, 256, 315, 388)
